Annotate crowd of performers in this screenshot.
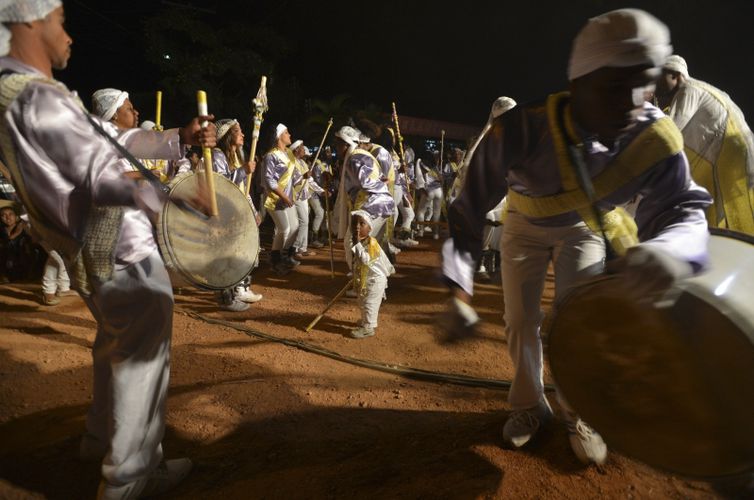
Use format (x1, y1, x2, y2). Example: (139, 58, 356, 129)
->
(1, 1, 754, 498)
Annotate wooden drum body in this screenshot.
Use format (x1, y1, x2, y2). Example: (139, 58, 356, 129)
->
(548, 229, 754, 478)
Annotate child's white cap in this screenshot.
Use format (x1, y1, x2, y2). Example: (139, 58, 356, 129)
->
(350, 209, 373, 229)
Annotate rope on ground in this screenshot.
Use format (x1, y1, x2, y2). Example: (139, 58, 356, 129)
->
(180, 308, 557, 392)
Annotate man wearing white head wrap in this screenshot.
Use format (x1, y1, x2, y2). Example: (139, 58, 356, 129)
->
(656, 54, 754, 235)
(0, 2, 217, 497)
(263, 123, 301, 274)
(443, 8, 711, 465)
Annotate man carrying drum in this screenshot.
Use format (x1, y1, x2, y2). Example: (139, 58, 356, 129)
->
(442, 8, 712, 465)
(0, 1, 217, 497)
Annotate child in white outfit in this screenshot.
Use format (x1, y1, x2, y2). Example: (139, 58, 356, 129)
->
(350, 210, 395, 339)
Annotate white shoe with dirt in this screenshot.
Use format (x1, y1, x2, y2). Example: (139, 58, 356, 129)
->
(96, 458, 193, 500)
(567, 418, 608, 465)
(503, 400, 553, 448)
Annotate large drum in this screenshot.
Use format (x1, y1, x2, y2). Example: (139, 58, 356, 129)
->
(548, 229, 754, 478)
(157, 172, 258, 290)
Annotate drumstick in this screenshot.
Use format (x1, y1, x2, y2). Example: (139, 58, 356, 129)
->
(197, 90, 218, 216)
(305, 279, 353, 332)
(154, 90, 163, 131)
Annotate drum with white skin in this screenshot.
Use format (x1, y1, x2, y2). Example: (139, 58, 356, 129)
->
(548, 229, 754, 478)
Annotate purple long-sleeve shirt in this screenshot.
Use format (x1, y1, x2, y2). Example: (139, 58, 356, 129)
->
(443, 97, 712, 295)
(344, 150, 395, 218)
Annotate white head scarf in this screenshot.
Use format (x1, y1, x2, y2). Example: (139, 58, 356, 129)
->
(140, 120, 156, 131)
(275, 123, 288, 139)
(92, 88, 129, 121)
(0, 0, 62, 56)
(567, 8, 672, 81)
(663, 54, 689, 78)
(289, 139, 303, 151)
(335, 126, 361, 148)
(350, 209, 373, 229)
(215, 118, 238, 141)
(303, 146, 312, 156)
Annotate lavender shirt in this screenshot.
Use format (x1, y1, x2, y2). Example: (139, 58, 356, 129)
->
(344, 151, 395, 218)
(444, 97, 712, 295)
(262, 149, 295, 210)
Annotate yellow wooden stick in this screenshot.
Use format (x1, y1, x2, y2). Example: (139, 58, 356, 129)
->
(305, 279, 353, 332)
(197, 90, 218, 216)
(155, 90, 163, 131)
(245, 75, 268, 196)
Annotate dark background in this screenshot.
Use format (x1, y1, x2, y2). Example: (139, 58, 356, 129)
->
(60, 0, 754, 139)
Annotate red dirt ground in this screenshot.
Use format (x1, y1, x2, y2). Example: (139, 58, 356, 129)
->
(0, 235, 738, 498)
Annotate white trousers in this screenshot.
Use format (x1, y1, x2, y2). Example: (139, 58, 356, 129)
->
(270, 206, 300, 251)
(344, 215, 388, 270)
(41, 249, 70, 294)
(83, 250, 174, 486)
(393, 184, 415, 231)
(294, 199, 310, 251)
(308, 196, 325, 233)
(501, 211, 605, 410)
(359, 275, 388, 328)
(417, 187, 442, 225)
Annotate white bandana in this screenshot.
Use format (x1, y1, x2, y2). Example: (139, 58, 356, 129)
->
(0, 0, 62, 56)
(275, 123, 288, 139)
(567, 8, 672, 81)
(216, 118, 238, 141)
(350, 209, 373, 229)
(91, 88, 129, 122)
(663, 54, 689, 78)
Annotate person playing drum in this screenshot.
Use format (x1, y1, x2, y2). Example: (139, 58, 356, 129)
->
(442, 8, 712, 465)
(0, 1, 217, 497)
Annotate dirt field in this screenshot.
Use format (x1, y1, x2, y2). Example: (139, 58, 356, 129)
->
(0, 235, 733, 499)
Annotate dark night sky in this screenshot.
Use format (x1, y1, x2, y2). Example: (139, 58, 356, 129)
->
(62, 0, 754, 129)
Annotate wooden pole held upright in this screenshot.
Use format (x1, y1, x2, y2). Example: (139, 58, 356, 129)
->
(197, 90, 218, 216)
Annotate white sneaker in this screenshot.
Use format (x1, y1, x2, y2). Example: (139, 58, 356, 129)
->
(503, 400, 553, 448)
(349, 326, 375, 339)
(567, 418, 607, 465)
(405, 238, 419, 246)
(235, 286, 263, 303)
(97, 458, 193, 500)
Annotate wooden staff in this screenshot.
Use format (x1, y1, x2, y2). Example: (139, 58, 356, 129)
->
(196, 90, 218, 216)
(310, 118, 335, 278)
(245, 76, 268, 196)
(154, 90, 163, 131)
(305, 279, 353, 332)
(391, 102, 414, 208)
(323, 166, 335, 278)
(308, 117, 333, 173)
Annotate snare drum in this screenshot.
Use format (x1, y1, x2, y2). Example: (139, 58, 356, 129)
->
(548, 229, 754, 478)
(157, 172, 258, 290)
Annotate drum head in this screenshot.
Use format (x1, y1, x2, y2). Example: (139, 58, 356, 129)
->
(548, 233, 754, 478)
(159, 173, 258, 290)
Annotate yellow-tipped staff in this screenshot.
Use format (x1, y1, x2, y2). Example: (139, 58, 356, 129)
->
(245, 75, 269, 197)
(391, 102, 414, 208)
(305, 279, 353, 332)
(196, 90, 218, 216)
(154, 90, 164, 131)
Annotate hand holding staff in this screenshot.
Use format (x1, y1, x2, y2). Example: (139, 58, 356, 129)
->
(245, 76, 269, 196)
(196, 90, 218, 216)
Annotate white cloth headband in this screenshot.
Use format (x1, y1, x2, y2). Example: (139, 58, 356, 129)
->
(0, 0, 62, 56)
(92, 88, 129, 122)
